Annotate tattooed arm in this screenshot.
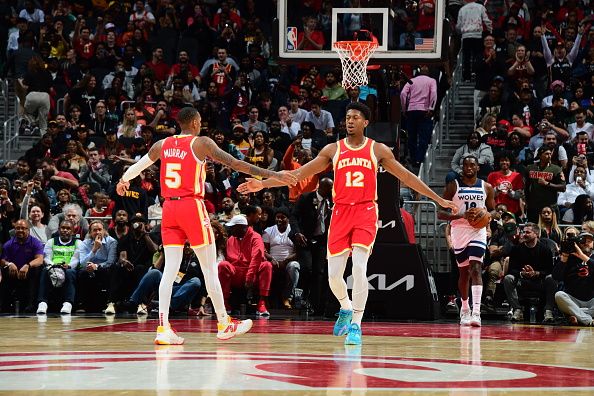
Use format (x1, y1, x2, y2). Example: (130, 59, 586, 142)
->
(197, 136, 297, 184)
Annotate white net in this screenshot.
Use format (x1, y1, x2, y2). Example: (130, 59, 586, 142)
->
(333, 41, 378, 89)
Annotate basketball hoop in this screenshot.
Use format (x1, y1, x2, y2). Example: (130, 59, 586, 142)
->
(333, 40, 378, 89)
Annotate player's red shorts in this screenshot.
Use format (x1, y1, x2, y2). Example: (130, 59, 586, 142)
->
(327, 201, 378, 257)
(161, 197, 213, 248)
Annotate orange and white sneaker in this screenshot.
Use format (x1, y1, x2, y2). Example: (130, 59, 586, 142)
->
(216, 317, 253, 340)
(154, 326, 184, 345)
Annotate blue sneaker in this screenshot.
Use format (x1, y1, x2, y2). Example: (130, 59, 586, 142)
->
(345, 323, 362, 345)
(333, 309, 353, 336)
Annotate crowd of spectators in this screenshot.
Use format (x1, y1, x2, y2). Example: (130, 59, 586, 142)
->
(0, 0, 429, 318)
(0, 0, 591, 326)
(443, 0, 594, 325)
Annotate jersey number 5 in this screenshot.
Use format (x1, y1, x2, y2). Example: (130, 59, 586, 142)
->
(164, 163, 182, 188)
(345, 171, 364, 187)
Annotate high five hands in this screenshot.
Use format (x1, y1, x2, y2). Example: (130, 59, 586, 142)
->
(237, 170, 297, 194)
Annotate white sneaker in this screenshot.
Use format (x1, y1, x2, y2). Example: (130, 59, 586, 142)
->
(60, 302, 72, 314)
(154, 326, 184, 345)
(460, 309, 471, 326)
(470, 312, 481, 327)
(217, 317, 253, 340)
(36, 302, 48, 315)
(543, 309, 555, 323)
(137, 303, 148, 315)
(104, 302, 116, 315)
(512, 309, 524, 322)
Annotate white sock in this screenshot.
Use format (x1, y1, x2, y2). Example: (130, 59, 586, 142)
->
(327, 251, 352, 311)
(193, 244, 228, 324)
(461, 298, 470, 312)
(351, 246, 371, 325)
(160, 246, 184, 328)
(472, 285, 483, 314)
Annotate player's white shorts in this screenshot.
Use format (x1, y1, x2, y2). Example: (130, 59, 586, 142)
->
(451, 225, 487, 267)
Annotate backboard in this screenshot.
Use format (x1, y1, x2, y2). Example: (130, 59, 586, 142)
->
(275, 0, 448, 65)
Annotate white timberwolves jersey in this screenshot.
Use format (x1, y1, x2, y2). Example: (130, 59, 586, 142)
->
(451, 178, 487, 229)
(450, 177, 488, 263)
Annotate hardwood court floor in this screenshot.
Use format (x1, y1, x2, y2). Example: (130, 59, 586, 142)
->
(0, 315, 593, 395)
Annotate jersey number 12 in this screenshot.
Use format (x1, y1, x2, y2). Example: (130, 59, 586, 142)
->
(345, 171, 364, 187)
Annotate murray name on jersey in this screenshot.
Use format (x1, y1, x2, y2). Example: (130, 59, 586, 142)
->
(163, 148, 188, 160)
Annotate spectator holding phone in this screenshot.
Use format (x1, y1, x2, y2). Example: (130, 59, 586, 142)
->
(558, 166, 594, 210)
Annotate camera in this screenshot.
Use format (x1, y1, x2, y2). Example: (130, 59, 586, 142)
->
(560, 235, 582, 254)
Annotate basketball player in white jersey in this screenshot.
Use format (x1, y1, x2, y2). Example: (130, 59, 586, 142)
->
(439, 155, 495, 327)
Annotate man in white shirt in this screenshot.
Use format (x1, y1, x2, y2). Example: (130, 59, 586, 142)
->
(558, 165, 594, 209)
(567, 108, 594, 141)
(288, 97, 308, 126)
(541, 80, 569, 109)
(6, 18, 28, 56)
(277, 105, 300, 138)
(262, 207, 300, 309)
(305, 100, 335, 136)
(19, 1, 44, 24)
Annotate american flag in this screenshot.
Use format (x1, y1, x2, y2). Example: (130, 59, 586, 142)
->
(415, 37, 435, 51)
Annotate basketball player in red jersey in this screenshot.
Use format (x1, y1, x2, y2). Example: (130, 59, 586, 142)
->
(239, 102, 457, 345)
(117, 107, 296, 344)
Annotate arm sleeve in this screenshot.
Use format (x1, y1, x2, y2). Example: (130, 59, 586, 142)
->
(481, 144, 494, 165)
(20, 194, 30, 220)
(567, 33, 582, 64)
(101, 239, 118, 268)
(246, 236, 265, 284)
(121, 154, 156, 182)
(69, 241, 82, 269)
(482, 6, 493, 32)
(79, 240, 94, 264)
(451, 146, 463, 172)
(541, 34, 553, 67)
(429, 80, 437, 110)
(557, 190, 567, 206)
(508, 248, 522, 278)
(282, 144, 296, 170)
(43, 239, 54, 267)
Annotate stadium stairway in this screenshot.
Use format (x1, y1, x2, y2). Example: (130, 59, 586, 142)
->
(428, 81, 475, 192)
(412, 80, 476, 278)
(1, 79, 37, 163)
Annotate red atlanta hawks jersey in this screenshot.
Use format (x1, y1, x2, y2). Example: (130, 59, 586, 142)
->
(332, 137, 378, 205)
(160, 135, 206, 199)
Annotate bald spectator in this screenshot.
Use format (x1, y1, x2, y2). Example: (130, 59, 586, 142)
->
(0, 220, 44, 312)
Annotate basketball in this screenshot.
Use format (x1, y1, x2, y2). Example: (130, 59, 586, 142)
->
(466, 208, 491, 229)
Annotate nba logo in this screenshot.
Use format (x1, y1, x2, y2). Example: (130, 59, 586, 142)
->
(287, 27, 297, 51)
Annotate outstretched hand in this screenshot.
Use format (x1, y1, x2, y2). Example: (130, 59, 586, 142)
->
(116, 180, 130, 196)
(439, 199, 459, 215)
(237, 178, 264, 193)
(273, 170, 298, 186)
